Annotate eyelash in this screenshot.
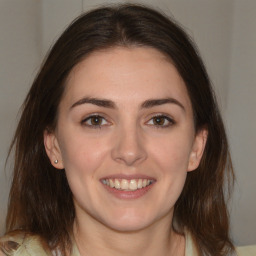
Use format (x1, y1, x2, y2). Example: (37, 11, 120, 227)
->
(81, 114, 175, 129)
(81, 114, 109, 129)
(146, 114, 175, 128)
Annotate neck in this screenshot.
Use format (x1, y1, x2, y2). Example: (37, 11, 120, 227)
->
(73, 214, 185, 256)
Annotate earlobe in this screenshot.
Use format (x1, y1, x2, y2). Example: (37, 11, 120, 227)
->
(44, 130, 64, 169)
(187, 128, 208, 172)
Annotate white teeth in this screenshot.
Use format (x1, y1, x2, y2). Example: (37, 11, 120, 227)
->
(121, 179, 129, 190)
(138, 179, 142, 189)
(129, 179, 137, 191)
(109, 179, 115, 188)
(102, 178, 154, 191)
(114, 179, 121, 189)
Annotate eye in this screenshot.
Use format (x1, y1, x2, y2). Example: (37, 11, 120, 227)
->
(147, 115, 175, 128)
(81, 115, 108, 128)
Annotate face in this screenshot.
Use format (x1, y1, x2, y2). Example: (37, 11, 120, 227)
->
(44, 47, 207, 232)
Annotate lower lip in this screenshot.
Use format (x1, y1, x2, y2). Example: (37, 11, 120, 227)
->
(102, 183, 155, 199)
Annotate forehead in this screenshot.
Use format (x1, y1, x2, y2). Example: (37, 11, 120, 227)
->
(62, 46, 191, 110)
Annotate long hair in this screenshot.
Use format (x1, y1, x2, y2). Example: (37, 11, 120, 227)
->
(6, 4, 235, 255)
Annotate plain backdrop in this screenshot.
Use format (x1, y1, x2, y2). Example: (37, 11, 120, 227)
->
(0, 0, 255, 245)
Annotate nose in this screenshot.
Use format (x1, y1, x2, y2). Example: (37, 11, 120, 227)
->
(111, 125, 147, 166)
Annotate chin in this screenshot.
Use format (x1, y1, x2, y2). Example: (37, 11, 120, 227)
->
(99, 210, 157, 232)
(105, 220, 151, 233)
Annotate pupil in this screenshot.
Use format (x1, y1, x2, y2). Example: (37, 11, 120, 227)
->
(154, 117, 164, 125)
(92, 116, 101, 125)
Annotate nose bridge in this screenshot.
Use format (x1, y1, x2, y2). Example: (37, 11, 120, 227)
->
(111, 119, 147, 166)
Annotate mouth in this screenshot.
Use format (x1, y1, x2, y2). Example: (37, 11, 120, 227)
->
(101, 178, 155, 191)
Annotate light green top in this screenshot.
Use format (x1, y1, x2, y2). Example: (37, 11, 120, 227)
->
(0, 230, 255, 256)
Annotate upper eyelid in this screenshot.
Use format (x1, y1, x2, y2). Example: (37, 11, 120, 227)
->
(81, 115, 110, 127)
(81, 113, 108, 121)
(80, 113, 175, 124)
(146, 113, 175, 121)
(146, 115, 176, 126)
(150, 116, 174, 122)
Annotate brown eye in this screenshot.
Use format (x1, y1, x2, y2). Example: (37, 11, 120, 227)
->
(147, 115, 175, 128)
(90, 116, 103, 125)
(82, 115, 108, 127)
(153, 116, 166, 126)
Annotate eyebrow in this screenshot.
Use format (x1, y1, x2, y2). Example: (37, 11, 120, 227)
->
(70, 97, 185, 111)
(70, 97, 116, 109)
(141, 98, 185, 111)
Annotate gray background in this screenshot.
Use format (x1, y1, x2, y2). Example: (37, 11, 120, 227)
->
(0, 0, 255, 245)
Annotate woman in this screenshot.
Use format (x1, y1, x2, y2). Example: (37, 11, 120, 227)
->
(0, 4, 255, 256)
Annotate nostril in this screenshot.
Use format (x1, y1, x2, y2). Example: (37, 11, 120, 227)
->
(111, 134, 147, 166)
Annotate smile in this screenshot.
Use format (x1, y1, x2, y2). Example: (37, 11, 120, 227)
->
(101, 178, 154, 191)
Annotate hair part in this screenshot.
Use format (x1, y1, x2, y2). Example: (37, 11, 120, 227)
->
(6, 4, 234, 255)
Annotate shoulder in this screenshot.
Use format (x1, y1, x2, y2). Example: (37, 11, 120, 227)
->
(236, 245, 256, 256)
(184, 229, 256, 256)
(0, 231, 52, 256)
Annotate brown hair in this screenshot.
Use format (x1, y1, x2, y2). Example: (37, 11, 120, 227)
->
(6, 4, 235, 255)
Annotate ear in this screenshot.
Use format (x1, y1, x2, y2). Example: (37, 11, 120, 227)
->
(44, 129, 64, 169)
(187, 128, 208, 172)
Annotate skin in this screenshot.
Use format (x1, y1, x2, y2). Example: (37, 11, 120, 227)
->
(44, 47, 207, 256)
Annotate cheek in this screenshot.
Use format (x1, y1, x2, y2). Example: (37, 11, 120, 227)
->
(151, 134, 192, 174)
(144, 136, 191, 216)
(156, 137, 192, 201)
(58, 132, 109, 177)
(58, 134, 111, 209)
